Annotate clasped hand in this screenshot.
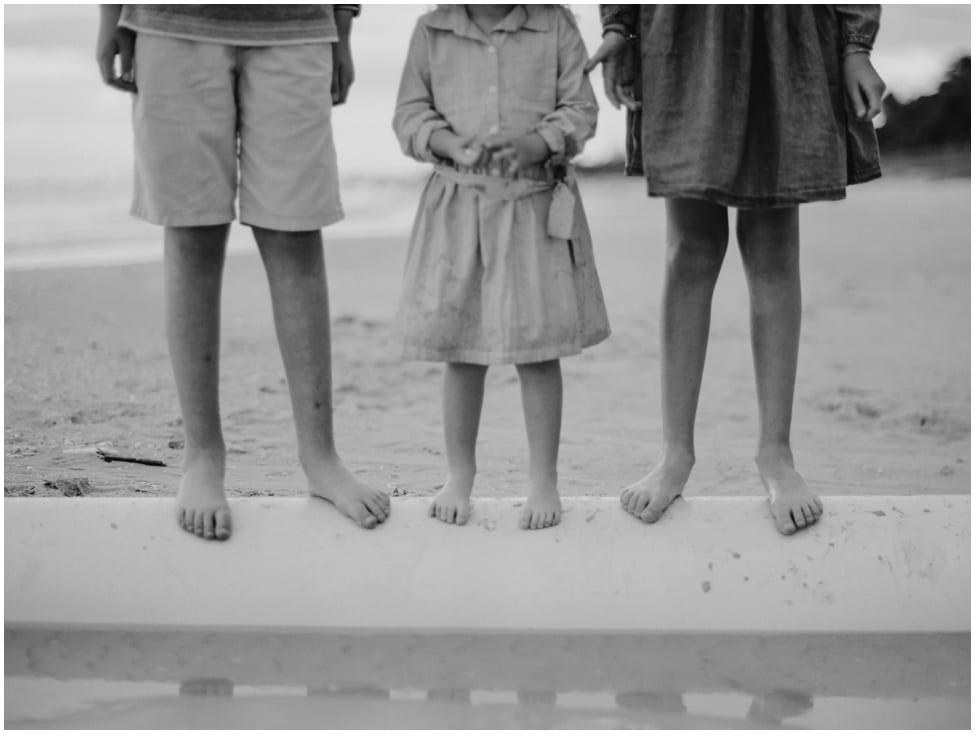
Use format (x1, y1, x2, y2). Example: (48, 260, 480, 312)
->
(444, 131, 550, 174)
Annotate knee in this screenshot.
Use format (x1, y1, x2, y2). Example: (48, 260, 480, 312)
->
(737, 210, 800, 280)
(666, 235, 728, 282)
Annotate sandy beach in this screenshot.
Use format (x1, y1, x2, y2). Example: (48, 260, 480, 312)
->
(4, 171, 970, 507)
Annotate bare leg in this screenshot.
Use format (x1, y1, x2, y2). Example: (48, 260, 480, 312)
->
(621, 199, 729, 524)
(737, 207, 823, 535)
(165, 224, 233, 541)
(516, 359, 562, 530)
(431, 362, 487, 525)
(253, 227, 390, 529)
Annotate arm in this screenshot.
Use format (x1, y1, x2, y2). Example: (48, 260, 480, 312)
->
(584, 5, 639, 110)
(534, 10, 600, 164)
(835, 5, 885, 120)
(95, 4, 136, 93)
(331, 5, 359, 105)
(392, 22, 452, 163)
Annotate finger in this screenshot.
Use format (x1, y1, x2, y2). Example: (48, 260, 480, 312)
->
(97, 53, 115, 86)
(602, 67, 621, 110)
(846, 78, 867, 120)
(586, 33, 626, 70)
(616, 85, 641, 111)
(108, 77, 138, 93)
(118, 34, 135, 79)
(864, 83, 884, 120)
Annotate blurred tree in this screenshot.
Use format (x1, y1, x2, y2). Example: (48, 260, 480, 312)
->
(878, 55, 971, 152)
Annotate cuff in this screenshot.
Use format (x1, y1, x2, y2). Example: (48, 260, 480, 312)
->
(334, 5, 361, 17)
(415, 120, 451, 163)
(534, 124, 565, 164)
(842, 41, 873, 57)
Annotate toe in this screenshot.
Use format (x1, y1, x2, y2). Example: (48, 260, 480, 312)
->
(791, 508, 807, 529)
(551, 512, 561, 527)
(194, 513, 206, 537)
(519, 511, 531, 530)
(631, 492, 651, 515)
(619, 488, 631, 507)
(429, 501, 438, 518)
(456, 505, 470, 525)
(355, 504, 378, 529)
(364, 496, 387, 523)
(183, 510, 196, 534)
(215, 508, 232, 540)
(812, 497, 824, 516)
(446, 506, 458, 524)
(203, 512, 216, 540)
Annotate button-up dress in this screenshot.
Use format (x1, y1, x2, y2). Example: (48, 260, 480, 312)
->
(391, 5, 610, 365)
(600, 5, 883, 208)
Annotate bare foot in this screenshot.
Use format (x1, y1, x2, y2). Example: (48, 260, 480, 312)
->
(519, 482, 561, 530)
(306, 458, 390, 529)
(176, 451, 231, 541)
(429, 474, 474, 525)
(758, 453, 823, 535)
(620, 453, 693, 524)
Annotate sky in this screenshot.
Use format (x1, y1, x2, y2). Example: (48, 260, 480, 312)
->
(3, 4, 971, 184)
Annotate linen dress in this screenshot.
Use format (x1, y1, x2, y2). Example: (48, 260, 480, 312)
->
(600, 5, 883, 208)
(392, 5, 610, 365)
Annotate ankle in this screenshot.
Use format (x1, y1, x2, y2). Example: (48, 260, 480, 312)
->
(660, 444, 695, 470)
(445, 467, 476, 487)
(756, 443, 795, 469)
(184, 443, 226, 469)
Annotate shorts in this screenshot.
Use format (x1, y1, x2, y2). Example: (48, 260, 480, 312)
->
(130, 33, 343, 231)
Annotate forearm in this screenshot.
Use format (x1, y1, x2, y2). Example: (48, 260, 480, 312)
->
(334, 6, 355, 43)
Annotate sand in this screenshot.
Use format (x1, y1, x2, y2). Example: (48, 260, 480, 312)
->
(3, 172, 970, 504)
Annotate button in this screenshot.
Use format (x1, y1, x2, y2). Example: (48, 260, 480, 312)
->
(487, 46, 496, 54)
(489, 125, 499, 134)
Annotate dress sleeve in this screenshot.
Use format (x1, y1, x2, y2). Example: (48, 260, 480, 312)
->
(599, 4, 639, 38)
(533, 9, 600, 165)
(392, 21, 451, 163)
(834, 5, 881, 53)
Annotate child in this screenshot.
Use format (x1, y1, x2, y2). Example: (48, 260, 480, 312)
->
(392, 5, 610, 530)
(95, 4, 391, 540)
(586, 6, 886, 535)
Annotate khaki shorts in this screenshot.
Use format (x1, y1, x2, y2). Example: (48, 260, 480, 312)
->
(131, 34, 343, 231)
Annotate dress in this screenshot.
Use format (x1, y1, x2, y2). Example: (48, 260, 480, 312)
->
(391, 6, 610, 364)
(600, 5, 883, 208)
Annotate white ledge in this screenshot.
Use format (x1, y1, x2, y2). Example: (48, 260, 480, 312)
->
(4, 495, 970, 633)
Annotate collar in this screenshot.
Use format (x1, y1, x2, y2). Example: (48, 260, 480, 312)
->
(425, 5, 550, 42)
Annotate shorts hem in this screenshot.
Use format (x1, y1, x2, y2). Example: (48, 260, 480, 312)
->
(130, 206, 235, 227)
(240, 208, 345, 232)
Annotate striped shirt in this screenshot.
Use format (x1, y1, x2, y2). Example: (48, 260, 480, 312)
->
(119, 5, 361, 46)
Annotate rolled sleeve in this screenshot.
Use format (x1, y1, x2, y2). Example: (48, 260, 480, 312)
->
(835, 5, 881, 52)
(392, 22, 451, 163)
(533, 10, 599, 164)
(599, 4, 639, 36)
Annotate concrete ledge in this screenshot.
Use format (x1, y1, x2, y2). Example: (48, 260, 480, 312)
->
(4, 496, 970, 632)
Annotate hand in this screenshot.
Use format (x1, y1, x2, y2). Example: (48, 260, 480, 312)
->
(843, 52, 886, 121)
(331, 40, 355, 105)
(483, 132, 550, 175)
(584, 31, 639, 111)
(95, 7, 136, 93)
(429, 130, 492, 168)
